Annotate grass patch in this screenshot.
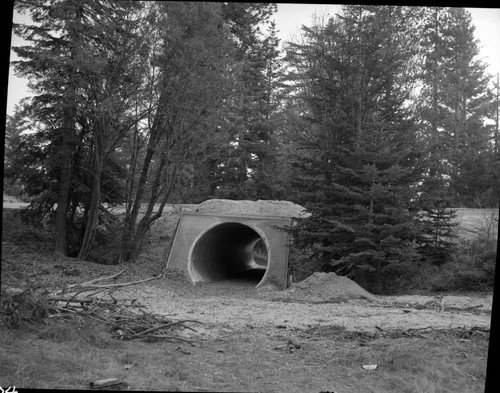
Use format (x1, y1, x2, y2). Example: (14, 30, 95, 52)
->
(0, 320, 188, 391)
(0, 318, 489, 392)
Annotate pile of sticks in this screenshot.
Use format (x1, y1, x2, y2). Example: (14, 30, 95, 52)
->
(109, 309, 202, 342)
(1, 270, 202, 342)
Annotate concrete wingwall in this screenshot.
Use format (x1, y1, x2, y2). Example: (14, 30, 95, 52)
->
(165, 213, 291, 289)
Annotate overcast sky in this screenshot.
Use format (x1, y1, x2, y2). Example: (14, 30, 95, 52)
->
(6, 4, 500, 116)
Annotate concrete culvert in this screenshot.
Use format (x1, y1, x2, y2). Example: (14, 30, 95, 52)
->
(189, 222, 269, 285)
(166, 208, 291, 289)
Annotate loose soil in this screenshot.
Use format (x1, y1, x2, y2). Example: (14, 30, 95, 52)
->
(115, 277, 492, 336)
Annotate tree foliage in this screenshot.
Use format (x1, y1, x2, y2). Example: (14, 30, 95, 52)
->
(283, 6, 426, 292)
(417, 7, 495, 207)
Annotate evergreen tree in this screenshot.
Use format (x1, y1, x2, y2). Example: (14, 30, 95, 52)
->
(416, 176, 459, 265)
(13, 0, 83, 255)
(414, 7, 496, 263)
(12, 0, 146, 258)
(213, 3, 282, 200)
(285, 6, 423, 292)
(4, 104, 30, 198)
(418, 7, 494, 207)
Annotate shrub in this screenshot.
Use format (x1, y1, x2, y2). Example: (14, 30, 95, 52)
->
(412, 208, 498, 293)
(414, 236, 496, 292)
(449, 238, 496, 288)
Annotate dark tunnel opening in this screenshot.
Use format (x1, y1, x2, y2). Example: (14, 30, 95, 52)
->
(190, 222, 269, 285)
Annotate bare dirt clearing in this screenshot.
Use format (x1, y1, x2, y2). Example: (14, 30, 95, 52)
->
(116, 277, 492, 338)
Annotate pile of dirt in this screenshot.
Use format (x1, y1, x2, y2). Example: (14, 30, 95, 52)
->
(190, 199, 308, 218)
(266, 272, 378, 303)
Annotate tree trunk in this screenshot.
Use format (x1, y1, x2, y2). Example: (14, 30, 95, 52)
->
(78, 149, 103, 261)
(120, 97, 168, 261)
(124, 156, 180, 262)
(54, 105, 75, 255)
(120, 131, 159, 261)
(54, 0, 80, 256)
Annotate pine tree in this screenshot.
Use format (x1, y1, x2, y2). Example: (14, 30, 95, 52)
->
(212, 3, 282, 200)
(4, 104, 30, 196)
(285, 6, 423, 292)
(13, 0, 83, 255)
(413, 7, 495, 263)
(12, 0, 147, 258)
(418, 7, 493, 207)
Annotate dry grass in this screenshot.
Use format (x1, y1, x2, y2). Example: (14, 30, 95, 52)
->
(0, 320, 188, 391)
(0, 319, 489, 392)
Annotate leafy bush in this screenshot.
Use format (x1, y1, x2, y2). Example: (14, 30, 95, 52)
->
(449, 238, 496, 288)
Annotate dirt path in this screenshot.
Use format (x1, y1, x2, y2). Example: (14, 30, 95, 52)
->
(116, 279, 492, 339)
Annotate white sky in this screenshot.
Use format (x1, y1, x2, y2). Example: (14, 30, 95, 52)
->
(6, 4, 500, 116)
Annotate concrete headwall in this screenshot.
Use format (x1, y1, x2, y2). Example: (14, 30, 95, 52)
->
(165, 213, 291, 289)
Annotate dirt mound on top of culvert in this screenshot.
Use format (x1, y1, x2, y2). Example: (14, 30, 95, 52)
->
(265, 272, 378, 304)
(191, 199, 308, 218)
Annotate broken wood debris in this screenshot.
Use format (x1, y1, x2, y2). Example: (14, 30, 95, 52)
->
(0, 271, 203, 344)
(110, 311, 203, 341)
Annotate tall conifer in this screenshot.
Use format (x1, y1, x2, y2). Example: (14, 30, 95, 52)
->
(286, 6, 423, 292)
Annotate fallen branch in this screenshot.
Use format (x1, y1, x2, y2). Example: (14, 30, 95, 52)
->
(128, 320, 202, 338)
(46, 296, 95, 304)
(70, 274, 162, 290)
(75, 270, 125, 287)
(149, 335, 200, 343)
